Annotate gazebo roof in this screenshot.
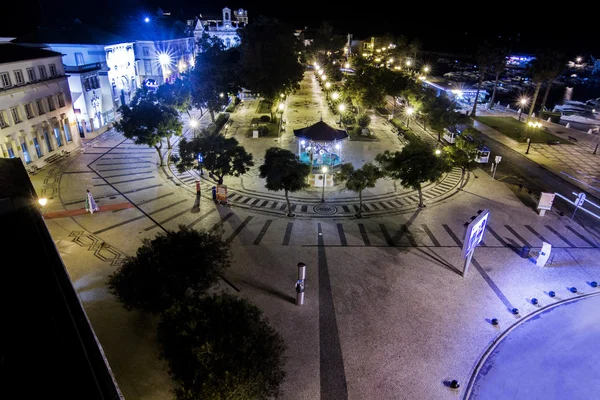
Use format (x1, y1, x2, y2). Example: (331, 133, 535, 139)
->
(293, 121, 348, 141)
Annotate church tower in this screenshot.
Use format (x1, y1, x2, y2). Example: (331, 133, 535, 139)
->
(222, 7, 231, 28)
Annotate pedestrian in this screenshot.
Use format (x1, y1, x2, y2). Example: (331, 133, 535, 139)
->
(85, 189, 99, 214)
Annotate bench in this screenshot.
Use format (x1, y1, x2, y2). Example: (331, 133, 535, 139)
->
(44, 153, 63, 164)
(547, 140, 561, 145)
(61, 149, 70, 157)
(568, 136, 578, 142)
(27, 165, 40, 175)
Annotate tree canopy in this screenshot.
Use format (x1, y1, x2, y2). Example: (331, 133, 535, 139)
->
(107, 226, 231, 314)
(156, 78, 191, 115)
(238, 17, 304, 100)
(444, 136, 479, 189)
(157, 293, 286, 400)
(343, 65, 387, 112)
(421, 92, 467, 134)
(337, 162, 382, 217)
(259, 147, 310, 216)
(178, 132, 254, 184)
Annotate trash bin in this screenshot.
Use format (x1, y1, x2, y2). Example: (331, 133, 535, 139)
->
(520, 245, 531, 258)
(211, 186, 217, 201)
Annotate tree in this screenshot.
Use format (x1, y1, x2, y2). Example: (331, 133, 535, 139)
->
(190, 34, 241, 122)
(421, 92, 467, 140)
(376, 141, 450, 208)
(470, 43, 494, 116)
(337, 162, 382, 218)
(178, 132, 253, 184)
(525, 52, 552, 121)
(238, 17, 304, 101)
(259, 147, 310, 217)
(156, 78, 191, 115)
(380, 69, 414, 117)
(157, 294, 286, 400)
(487, 47, 509, 110)
(444, 135, 479, 189)
(310, 21, 346, 56)
(538, 52, 566, 113)
(343, 65, 387, 113)
(107, 226, 231, 314)
(114, 98, 182, 166)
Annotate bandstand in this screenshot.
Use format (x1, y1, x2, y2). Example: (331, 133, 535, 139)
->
(293, 121, 348, 187)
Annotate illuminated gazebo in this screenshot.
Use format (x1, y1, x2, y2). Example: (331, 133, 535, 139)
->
(294, 120, 349, 187)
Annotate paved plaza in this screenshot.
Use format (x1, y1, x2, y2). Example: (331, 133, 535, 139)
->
(29, 70, 600, 400)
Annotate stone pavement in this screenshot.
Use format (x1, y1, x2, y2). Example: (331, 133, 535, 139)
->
(475, 108, 600, 196)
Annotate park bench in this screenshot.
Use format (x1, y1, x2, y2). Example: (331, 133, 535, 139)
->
(44, 153, 63, 164)
(568, 136, 578, 142)
(27, 165, 40, 175)
(547, 140, 561, 145)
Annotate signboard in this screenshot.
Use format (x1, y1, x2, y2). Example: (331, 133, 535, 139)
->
(576, 193, 586, 207)
(253, 130, 259, 138)
(216, 184, 228, 203)
(495, 155, 502, 164)
(462, 209, 490, 258)
(197, 154, 204, 163)
(537, 192, 556, 211)
(536, 242, 552, 267)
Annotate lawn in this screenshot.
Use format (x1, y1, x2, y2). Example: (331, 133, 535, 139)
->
(246, 122, 280, 138)
(474, 116, 572, 144)
(347, 127, 378, 141)
(256, 100, 273, 115)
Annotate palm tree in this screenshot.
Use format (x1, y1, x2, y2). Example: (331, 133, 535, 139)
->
(471, 43, 493, 116)
(539, 52, 566, 113)
(526, 50, 561, 121)
(488, 48, 509, 110)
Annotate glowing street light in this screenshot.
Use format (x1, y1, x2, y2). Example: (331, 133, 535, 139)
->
(325, 82, 332, 89)
(38, 197, 47, 214)
(319, 70, 325, 77)
(144, 17, 150, 23)
(278, 103, 285, 112)
(331, 92, 340, 100)
(219, 92, 224, 98)
(518, 97, 529, 121)
(423, 66, 430, 73)
(158, 53, 171, 66)
(405, 106, 414, 127)
(435, 149, 442, 155)
(576, 57, 582, 63)
(314, 62, 319, 67)
(189, 120, 198, 128)
(321, 166, 328, 202)
(322, 76, 328, 82)
(406, 60, 412, 67)
(344, 62, 350, 68)
(338, 103, 346, 124)
(280, 93, 285, 99)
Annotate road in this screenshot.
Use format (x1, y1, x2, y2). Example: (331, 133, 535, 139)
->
(382, 97, 600, 239)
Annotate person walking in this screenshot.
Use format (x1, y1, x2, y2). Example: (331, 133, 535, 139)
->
(85, 189, 99, 214)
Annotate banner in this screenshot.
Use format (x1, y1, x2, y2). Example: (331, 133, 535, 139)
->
(216, 185, 228, 203)
(537, 192, 555, 211)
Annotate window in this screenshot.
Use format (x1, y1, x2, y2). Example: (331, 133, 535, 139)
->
(14, 70, 24, 84)
(63, 122, 72, 142)
(0, 110, 8, 128)
(49, 64, 57, 77)
(47, 96, 55, 111)
(144, 60, 152, 75)
(143, 46, 150, 57)
(33, 137, 42, 157)
(43, 130, 52, 152)
(92, 76, 99, 89)
(36, 99, 45, 115)
(26, 68, 36, 82)
(75, 52, 84, 66)
(10, 107, 22, 124)
(131, 76, 136, 93)
(38, 66, 47, 79)
(1, 72, 11, 87)
(57, 93, 65, 108)
(21, 140, 31, 164)
(24, 103, 34, 119)
(83, 77, 91, 91)
(54, 127, 63, 147)
(7, 145, 15, 158)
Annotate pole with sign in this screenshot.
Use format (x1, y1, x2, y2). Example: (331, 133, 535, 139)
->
(462, 209, 490, 277)
(492, 155, 501, 179)
(216, 184, 228, 204)
(197, 154, 204, 175)
(572, 192, 586, 220)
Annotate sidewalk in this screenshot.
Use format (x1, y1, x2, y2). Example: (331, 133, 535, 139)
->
(474, 109, 600, 196)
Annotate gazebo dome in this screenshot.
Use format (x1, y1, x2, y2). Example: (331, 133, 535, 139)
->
(293, 121, 348, 141)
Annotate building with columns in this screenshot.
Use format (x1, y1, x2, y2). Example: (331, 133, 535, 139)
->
(0, 42, 80, 169)
(192, 7, 248, 49)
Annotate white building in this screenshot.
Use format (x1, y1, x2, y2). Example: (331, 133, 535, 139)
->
(0, 42, 80, 169)
(192, 7, 248, 49)
(13, 23, 127, 137)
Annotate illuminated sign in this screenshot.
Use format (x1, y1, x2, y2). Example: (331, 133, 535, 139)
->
(462, 209, 489, 258)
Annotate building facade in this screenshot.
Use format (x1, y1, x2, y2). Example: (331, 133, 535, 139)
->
(132, 37, 195, 89)
(0, 43, 80, 169)
(192, 7, 248, 49)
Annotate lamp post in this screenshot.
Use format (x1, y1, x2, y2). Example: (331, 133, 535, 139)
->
(278, 103, 285, 139)
(38, 197, 47, 215)
(189, 119, 199, 138)
(405, 107, 414, 127)
(338, 103, 346, 125)
(526, 137, 531, 154)
(518, 98, 528, 121)
(321, 166, 328, 202)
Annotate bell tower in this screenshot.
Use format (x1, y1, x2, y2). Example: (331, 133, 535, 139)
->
(222, 7, 231, 28)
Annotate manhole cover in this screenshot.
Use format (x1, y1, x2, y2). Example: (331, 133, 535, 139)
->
(313, 204, 338, 215)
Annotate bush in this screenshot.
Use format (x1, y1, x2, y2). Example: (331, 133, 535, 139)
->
(233, 96, 241, 105)
(225, 103, 236, 112)
(207, 113, 230, 135)
(357, 114, 371, 128)
(341, 112, 356, 125)
(170, 153, 180, 164)
(260, 115, 271, 123)
(257, 125, 270, 137)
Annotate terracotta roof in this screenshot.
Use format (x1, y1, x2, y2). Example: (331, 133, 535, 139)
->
(293, 120, 348, 141)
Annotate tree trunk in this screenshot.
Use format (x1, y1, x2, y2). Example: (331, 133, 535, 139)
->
(391, 97, 396, 118)
(528, 82, 542, 121)
(489, 71, 500, 110)
(417, 184, 424, 208)
(155, 145, 164, 167)
(166, 136, 172, 150)
(540, 81, 553, 113)
(209, 109, 215, 123)
(285, 189, 293, 217)
(459, 167, 466, 189)
(216, 174, 223, 184)
(471, 72, 485, 116)
(357, 190, 363, 217)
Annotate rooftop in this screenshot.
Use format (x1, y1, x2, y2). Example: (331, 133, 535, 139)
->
(294, 120, 349, 141)
(0, 43, 62, 64)
(13, 21, 126, 46)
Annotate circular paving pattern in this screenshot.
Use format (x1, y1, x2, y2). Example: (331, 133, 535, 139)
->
(313, 204, 338, 215)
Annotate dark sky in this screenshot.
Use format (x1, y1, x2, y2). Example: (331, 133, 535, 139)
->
(4, 0, 598, 57)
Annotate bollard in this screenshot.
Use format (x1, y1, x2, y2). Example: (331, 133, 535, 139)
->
(511, 308, 519, 315)
(296, 262, 307, 306)
(531, 298, 538, 305)
(195, 180, 201, 194)
(548, 291, 556, 297)
(491, 318, 499, 326)
(297, 262, 306, 281)
(570, 287, 577, 293)
(450, 380, 460, 389)
(591, 281, 598, 288)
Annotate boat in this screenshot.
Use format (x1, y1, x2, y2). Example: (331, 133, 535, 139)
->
(559, 114, 600, 126)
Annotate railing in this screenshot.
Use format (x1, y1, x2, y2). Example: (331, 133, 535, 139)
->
(64, 62, 103, 73)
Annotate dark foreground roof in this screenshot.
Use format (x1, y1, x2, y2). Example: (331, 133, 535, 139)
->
(293, 120, 349, 141)
(13, 22, 126, 46)
(0, 158, 123, 400)
(0, 43, 62, 63)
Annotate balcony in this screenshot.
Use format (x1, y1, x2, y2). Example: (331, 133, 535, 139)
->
(64, 62, 103, 73)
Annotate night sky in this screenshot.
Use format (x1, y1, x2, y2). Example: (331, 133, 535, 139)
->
(4, 0, 598, 57)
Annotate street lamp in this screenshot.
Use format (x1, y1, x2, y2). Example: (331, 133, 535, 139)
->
(576, 57, 582, 64)
(331, 92, 340, 101)
(525, 137, 532, 154)
(321, 166, 328, 202)
(405, 107, 414, 127)
(338, 103, 346, 124)
(325, 82, 332, 89)
(423, 66, 430, 74)
(38, 197, 47, 214)
(278, 103, 285, 138)
(406, 60, 412, 67)
(518, 98, 528, 121)
(435, 149, 442, 155)
(344, 62, 350, 68)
